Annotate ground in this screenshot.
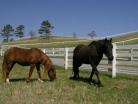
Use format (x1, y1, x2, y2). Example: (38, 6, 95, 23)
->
(0, 62, 138, 104)
(0, 32, 138, 104)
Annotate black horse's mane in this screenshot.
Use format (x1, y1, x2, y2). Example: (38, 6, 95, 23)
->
(88, 39, 104, 46)
(88, 41, 97, 46)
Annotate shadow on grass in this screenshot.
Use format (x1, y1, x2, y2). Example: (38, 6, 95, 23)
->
(69, 76, 99, 86)
(10, 78, 49, 83)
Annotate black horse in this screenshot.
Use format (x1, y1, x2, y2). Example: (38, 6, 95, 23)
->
(72, 38, 113, 87)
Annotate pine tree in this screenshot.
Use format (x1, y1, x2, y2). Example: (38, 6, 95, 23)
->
(15, 25, 25, 38)
(38, 20, 54, 39)
(0, 24, 14, 42)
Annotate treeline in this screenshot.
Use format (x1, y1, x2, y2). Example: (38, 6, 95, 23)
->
(0, 20, 53, 42)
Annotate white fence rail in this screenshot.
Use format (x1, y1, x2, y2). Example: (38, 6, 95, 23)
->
(42, 44, 138, 77)
(0, 44, 138, 77)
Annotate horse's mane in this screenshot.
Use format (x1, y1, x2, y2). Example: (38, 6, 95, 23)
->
(88, 40, 104, 46)
(43, 55, 55, 73)
(88, 39, 106, 50)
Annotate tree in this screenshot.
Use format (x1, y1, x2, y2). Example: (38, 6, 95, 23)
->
(38, 20, 54, 39)
(15, 25, 25, 38)
(88, 31, 97, 38)
(0, 24, 14, 42)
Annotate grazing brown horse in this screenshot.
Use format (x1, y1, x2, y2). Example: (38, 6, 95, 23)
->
(2, 47, 56, 83)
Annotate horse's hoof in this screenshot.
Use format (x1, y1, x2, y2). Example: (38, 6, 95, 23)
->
(38, 79, 44, 83)
(6, 78, 10, 84)
(70, 76, 77, 80)
(91, 79, 97, 84)
(26, 79, 30, 83)
(89, 82, 93, 85)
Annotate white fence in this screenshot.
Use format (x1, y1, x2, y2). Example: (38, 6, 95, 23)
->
(1, 44, 138, 77)
(39, 44, 138, 77)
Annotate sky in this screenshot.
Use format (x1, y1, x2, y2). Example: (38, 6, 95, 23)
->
(0, 0, 138, 38)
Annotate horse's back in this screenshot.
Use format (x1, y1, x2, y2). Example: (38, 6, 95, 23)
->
(4, 47, 45, 64)
(74, 44, 96, 56)
(73, 44, 85, 53)
(73, 43, 98, 65)
(5, 47, 43, 55)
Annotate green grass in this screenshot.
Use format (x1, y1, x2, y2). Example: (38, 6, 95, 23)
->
(0, 61, 138, 104)
(113, 32, 138, 44)
(0, 33, 138, 104)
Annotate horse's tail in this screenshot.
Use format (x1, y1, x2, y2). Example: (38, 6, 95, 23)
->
(72, 44, 84, 77)
(2, 55, 7, 81)
(73, 44, 84, 61)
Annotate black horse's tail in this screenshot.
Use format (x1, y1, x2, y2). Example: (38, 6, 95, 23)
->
(72, 44, 85, 78)
(73, 44, 83, 63)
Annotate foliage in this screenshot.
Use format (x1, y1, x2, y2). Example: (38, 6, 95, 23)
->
(38, 20, 54, 39)
(0, 24, 14, 42)
(15, 25, 25, 38)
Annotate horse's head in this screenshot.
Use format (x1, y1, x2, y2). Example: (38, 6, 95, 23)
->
(48, 66, 56, 81)
(103, 38, 113, 61)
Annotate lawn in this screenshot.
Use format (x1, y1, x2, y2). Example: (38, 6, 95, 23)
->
(0, 58, 138, 104)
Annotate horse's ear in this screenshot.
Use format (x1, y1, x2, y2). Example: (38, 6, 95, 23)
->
(105, 38, 107, 43)
(110, 38, 112, 42)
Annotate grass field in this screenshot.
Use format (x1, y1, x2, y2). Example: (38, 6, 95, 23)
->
(0, 32, 138, 104)
(0, 61, 138, 104)
(113, 32, 138, 44)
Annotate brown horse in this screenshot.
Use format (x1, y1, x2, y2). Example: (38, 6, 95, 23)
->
(2, 47, 56, 83)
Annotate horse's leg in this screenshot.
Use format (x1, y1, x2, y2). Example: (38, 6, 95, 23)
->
(73, 62, 81, 79)
(89, 64, 97, 84)
(27, 64, 35, 82)
(72, 57, 79, 79)
(89, 68, 95, 82)
(73, 66, 80, 79)
(36, 64, 43, 82)
(2, 61, 8, 82)
(95, 68, 103, 87)
(4, 62, 14, 83)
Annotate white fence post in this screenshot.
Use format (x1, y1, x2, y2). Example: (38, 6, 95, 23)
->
(52, 48, 55, 55)
(130, 48, 133, 61)
(64, 47, 69, 70)
(112, 43, 117, 78)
